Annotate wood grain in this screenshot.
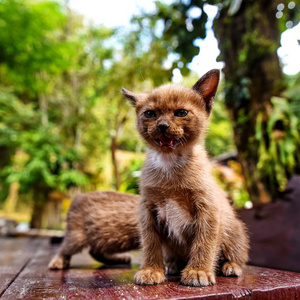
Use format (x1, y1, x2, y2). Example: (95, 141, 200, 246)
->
(0, 237, 44, 297)
(1, 237, 300, 299)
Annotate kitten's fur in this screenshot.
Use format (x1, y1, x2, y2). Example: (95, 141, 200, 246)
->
(122, 69, 249, 287)
(48, 191, 140, 269)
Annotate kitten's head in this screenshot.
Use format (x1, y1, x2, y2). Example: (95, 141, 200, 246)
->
(122, 69, 220, 153)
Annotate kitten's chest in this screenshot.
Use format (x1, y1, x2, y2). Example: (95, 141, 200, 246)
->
(155, 199, 193, 244)
(144, 151, 189, 178)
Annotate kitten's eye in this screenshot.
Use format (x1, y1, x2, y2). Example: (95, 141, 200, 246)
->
(144, 110, 156, 118)
(174, 109, 188, 117)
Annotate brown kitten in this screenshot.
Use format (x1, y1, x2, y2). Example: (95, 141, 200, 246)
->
(48, 191, 140, 269)
(122, 69, 249, 287)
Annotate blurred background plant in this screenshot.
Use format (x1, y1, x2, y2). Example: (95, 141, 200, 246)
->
(256, 96, 300, 195)
(0, 0, 299, 229)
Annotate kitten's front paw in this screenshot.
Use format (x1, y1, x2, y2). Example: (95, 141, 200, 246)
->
(181, 268, 216, 287)
(134, 267, 166, 285)
(222, 262, 243, 277)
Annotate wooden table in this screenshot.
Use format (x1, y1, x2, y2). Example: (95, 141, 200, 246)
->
(1, 237, 300, 299)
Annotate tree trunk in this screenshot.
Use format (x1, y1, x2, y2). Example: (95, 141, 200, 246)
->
(214, 0, 285, 205)
(0, 147, 11, 169)
(109, 115, 127, 190)
(39, 93, 48, 125)
(30, 188, 49, 229)
(3, 182, 20, 213)
(111, 136, 121, 190)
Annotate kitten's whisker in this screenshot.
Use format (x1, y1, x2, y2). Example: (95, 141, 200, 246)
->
(140, 132, 150, 139)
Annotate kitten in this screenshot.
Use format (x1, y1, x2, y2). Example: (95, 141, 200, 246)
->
(122, 69, 249, 287)
(48, 191, 140, 269)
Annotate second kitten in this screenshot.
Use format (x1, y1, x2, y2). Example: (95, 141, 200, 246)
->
(49, 191, 140, 269)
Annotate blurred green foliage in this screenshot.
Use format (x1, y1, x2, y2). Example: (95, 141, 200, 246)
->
(133, 0, 300, 204)
(256, 96, 300, 193)
(119, 158, 144, 195)
(212, 160, 250, 209)
(206, 91, 236, 157)
(0, 0, 299, 227)
(0, 0, 170, 227)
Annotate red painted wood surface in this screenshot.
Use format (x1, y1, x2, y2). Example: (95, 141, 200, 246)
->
(1, 237, 300, 299)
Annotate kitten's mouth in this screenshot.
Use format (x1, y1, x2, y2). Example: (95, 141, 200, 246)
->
(155, 135, 177, 149)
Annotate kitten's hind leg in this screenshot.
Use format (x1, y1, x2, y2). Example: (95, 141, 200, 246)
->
(221, 220, 249, 277)
(89, 250, 132, 265)
(48, 253, 71, 270)
(49, 231, 87, 270)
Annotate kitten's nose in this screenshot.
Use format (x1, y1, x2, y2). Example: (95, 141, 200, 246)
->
(157, 123, 170, 133)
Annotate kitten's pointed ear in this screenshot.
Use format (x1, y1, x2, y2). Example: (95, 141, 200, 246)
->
(192, 69, 220, 114)
(121, 88, 144, 105)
